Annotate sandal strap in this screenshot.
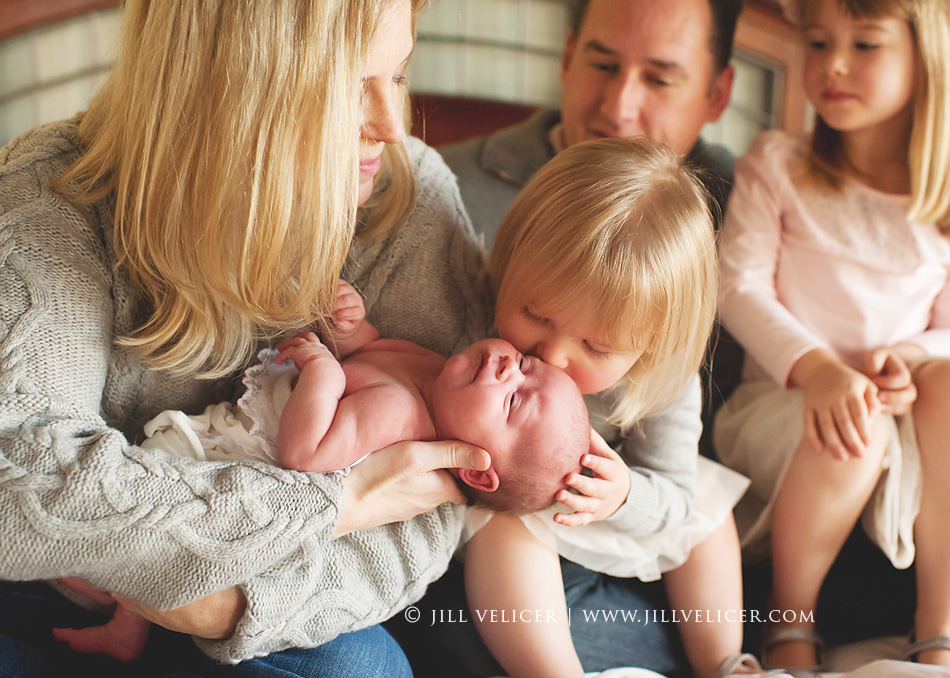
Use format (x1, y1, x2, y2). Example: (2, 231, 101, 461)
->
(905, 635, 950, 660)
(761, 625, 826, 651)
(718, 652, 763, 677)
(760, 625, 825, 672)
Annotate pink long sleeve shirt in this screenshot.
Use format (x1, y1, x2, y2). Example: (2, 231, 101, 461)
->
(719, 130, 950, 387)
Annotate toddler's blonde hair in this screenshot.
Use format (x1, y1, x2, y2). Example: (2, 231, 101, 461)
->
(491, 138, 718, 430)
(54, 0, 423, 377)
(804, 0, 950, 228)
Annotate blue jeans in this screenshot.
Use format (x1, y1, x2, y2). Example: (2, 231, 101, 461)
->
(0, 581, 411, 678)
(387, 558, 688, 678)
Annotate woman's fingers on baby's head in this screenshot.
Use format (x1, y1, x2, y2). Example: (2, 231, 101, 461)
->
(424, 441, 489, 472)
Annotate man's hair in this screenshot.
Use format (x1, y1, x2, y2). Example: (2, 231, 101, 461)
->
(570, 0, 744, 73)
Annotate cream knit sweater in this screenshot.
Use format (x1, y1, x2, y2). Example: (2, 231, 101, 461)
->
(0, 120, 491, 663)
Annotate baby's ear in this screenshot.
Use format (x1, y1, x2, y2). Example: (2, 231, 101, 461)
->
(458, 466, 500, 492)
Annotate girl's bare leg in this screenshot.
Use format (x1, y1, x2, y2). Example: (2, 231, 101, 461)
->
(767, 417, 888, 668)
(664, 516, 749, 678)
(910, 359, 950, 667)
(465, 513, 584, 678)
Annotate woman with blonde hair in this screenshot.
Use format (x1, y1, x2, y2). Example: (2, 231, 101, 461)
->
(0, 0, 490, 675)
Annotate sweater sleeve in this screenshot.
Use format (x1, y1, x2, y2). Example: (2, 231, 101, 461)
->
(600, 376, 701, 536)
(718, 131, 830, 386)
(198, 503, 464, 663)
(0, 131, 353, 608)
(908, 262, 950, 355)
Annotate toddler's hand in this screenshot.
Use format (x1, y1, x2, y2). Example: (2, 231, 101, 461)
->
(864, 347, 916, 416)
(330, 280, 366, 338)
(275, 331, 335, 371)
(553, 430, 631, 527)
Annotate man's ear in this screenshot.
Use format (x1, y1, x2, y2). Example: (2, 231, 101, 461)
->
(706, 64, 734, 123)
(458, 466, 500, 492)
(560, 30, 577, 82)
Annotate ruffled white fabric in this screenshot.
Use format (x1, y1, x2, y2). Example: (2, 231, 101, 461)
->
(142, 349, 363, 474)
(464, 456, 749, 581)
(237, 348, 298, 463)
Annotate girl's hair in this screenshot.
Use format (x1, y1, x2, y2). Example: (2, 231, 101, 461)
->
(804, 0, 950, 228)
(53, 0, 423, 378)
(491, 138, 718, 430)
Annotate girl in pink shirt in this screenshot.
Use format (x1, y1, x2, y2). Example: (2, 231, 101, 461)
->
(715, 0, 950, 670)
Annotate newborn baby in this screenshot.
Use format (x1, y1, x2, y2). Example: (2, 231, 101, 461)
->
(53, 284, 589, 661)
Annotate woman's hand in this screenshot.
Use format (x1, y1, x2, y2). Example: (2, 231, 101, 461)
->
(552, 430, 630, 527)
(335, 440, 491, 537)
(790, 348, 880, 460)
(116, 587, 247, 640)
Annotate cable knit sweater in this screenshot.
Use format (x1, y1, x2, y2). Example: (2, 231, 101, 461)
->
(0, 120, 492, 663)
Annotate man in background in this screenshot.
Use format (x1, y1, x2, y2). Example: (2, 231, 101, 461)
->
(442, 0, 741, 247)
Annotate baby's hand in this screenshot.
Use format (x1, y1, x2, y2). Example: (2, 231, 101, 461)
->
(275, 331, 335, 371)
(330, 280, 366, 338)
(553, 430, 631, 527)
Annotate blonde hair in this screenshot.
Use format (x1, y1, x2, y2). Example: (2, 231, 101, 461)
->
(804, 0, 950, 228)
(491, 138, 718, 431)
(53, 0, 423, 378)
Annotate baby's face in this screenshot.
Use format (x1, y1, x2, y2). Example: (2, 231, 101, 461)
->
(431, 339, 582, 472)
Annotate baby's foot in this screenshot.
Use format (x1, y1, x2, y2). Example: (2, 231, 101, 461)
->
(52, 606, 150, 663)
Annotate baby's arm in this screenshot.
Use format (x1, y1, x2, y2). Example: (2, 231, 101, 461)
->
(465, 513, 584, 678)
(275, 331, 348, 471)
(277, 337, 426, 473)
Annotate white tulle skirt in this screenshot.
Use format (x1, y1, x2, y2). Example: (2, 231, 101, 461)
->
(714, 379, 921, 569)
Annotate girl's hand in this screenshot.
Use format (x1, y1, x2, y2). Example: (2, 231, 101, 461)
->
(335, 440, 491, 536)
(552, 430, 631, 527)
(792, 349, 880, 460)
(864, 347, 917, 416)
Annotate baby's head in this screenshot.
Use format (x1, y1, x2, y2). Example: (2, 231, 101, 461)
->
(430, 339, 589, 515)
(490, 137, 718, 430)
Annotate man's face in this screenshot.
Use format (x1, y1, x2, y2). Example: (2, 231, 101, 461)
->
(559, 0, 733, 157)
